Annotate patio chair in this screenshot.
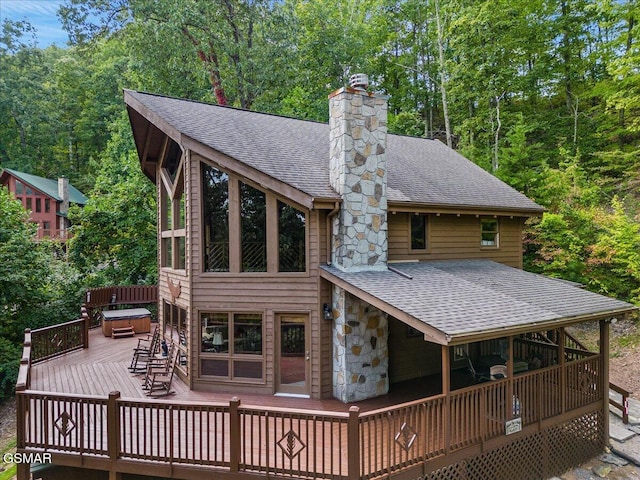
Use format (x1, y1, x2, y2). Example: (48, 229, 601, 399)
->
(466, 355, 492, 383)
(146, 346, 178, 397)
(129, 326, 161, 373)
(490, 364, 507, 380)
(142, 341, 175, 390)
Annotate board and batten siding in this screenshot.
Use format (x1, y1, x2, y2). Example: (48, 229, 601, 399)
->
(388, 212, 524, 268)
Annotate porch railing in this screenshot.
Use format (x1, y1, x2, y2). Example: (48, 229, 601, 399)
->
(16, 357, 606, 480)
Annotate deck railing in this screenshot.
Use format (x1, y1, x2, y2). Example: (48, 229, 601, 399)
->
(84, 285, 158, 327)
(16, 358, 605, 480)
(26, 308, 90, 365)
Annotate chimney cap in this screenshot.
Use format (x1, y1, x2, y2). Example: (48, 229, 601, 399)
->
(349, 73, 369, 91)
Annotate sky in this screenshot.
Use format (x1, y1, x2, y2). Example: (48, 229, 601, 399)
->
(1, 0, 69, 47)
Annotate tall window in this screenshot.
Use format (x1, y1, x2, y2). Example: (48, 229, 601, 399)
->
(278, 201, 306, 272)
(15, 180, 23, 194)
(410, 214, 428, 250)
(203, 164, 230, 272)
(160, 142, 186, 270)
(240, 182, 267, 272)
(164, 301, 188, 371)
(481, 218, 499, 247)
(200, 312, 263, 380)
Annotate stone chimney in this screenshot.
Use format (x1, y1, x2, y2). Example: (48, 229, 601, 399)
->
(58, 177, 69, 215)
(329, 75, 390, 403)
(329, 74, 388, 272)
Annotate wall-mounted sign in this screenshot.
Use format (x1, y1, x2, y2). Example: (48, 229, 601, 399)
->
(505, 418, 522, 435)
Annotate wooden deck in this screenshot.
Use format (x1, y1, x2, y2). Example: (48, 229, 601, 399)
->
(29, 327, 445, 412)
(17, 312, 610, 480)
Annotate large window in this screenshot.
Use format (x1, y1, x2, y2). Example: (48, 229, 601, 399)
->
(481, 218, 499, 247)
(203, 164, 230, 272)
(410, 213, 428, 250)
(278, 201, 306, 272)
(240, 182, 267, 272)
(200, 312, 263, 380)
(201, 162, 307, 274)
(160, 140, 186, 270)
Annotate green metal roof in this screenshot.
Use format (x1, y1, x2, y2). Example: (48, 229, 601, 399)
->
(1, 168, 88, 205)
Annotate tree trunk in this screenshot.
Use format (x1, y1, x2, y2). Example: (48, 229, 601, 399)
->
(434, 0, 452, 149)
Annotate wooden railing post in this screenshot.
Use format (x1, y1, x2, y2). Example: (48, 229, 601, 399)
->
(347, 406, 360, 480)
(229, 397, 241, 472)
(81, 305, 90, 349)
(107, 391, 121, 461)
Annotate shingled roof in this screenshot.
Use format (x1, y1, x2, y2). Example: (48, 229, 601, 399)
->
(1, 168, 88, 206)
(320, 260, 635, 344)
(124, 90, 543, 214)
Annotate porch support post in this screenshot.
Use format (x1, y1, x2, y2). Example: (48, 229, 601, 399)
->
(507, 336, 514, 420)
(559, 328, 566, 414)
(600, 319, 610, 442)
(441, 345, 451, 452)
(441, 345, 450, 395)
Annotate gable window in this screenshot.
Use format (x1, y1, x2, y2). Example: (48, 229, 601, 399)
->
(203, 164, 230, 272)
(15, 180, 23, 194)
(35, 198, 41, 213)
(410, 213, 428, 250)
(240, 182, 267, 272)
(481, 218, 499, 247)
(160, 139, 186, 270)
(278, 201, 306, 272)
(200, 311, 264, 381)
(201, 161, 308, 275)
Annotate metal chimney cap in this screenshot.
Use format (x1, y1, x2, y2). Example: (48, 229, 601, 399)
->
(349, 73, 369, 91)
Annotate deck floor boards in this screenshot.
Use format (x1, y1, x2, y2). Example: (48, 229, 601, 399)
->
(29, 327, 444, 412)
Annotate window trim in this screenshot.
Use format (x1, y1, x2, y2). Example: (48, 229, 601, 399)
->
(480, 218, 500, 248)
(199, 310, 265, 384)
(409, 213, 429, 252)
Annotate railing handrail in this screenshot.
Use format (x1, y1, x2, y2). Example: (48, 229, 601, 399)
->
(609, 381, 632, 424)
(30, 317, 85, 334)
(85, 285, 158, 308)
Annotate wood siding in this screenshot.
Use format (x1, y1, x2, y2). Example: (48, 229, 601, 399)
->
(388, 317, 442, 383)
(179, 152, 325, 397)
(388, 212, 524, 268)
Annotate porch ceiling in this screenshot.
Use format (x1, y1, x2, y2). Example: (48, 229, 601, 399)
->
(320, 260, 636, 345)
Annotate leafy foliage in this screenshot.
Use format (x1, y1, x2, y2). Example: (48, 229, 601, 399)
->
(67, 114, 157, 286)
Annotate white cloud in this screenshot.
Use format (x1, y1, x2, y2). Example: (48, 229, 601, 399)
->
(1, 0, 62, 17)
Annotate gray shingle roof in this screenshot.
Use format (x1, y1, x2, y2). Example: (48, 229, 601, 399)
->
(125, 91, 543, 213)
(321, 260, 635, 343)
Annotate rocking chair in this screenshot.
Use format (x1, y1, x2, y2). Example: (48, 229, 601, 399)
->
(146, 346, 178, 397)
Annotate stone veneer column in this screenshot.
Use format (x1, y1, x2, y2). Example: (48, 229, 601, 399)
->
(332, 285, 389, 402)
(329, 87, 388, 272)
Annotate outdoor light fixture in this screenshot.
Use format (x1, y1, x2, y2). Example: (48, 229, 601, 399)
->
(323, 303, 334, 321)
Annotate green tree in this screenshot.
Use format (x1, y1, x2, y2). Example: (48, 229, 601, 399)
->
(68, 114, 157, 286)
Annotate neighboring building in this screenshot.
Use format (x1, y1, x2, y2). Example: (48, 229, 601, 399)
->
(0, 168, 88, 241)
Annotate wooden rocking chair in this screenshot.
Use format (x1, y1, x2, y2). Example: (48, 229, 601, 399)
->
(141, 340, 175, 390)
(146, 346, 178, 397)
(129, 326, 161, 373)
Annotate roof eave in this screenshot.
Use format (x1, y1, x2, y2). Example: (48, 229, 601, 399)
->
(443, 306, 637, 346)
(388, 201, 545, 217)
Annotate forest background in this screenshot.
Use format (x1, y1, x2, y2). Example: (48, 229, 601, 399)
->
(0, 0, 639, 400)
